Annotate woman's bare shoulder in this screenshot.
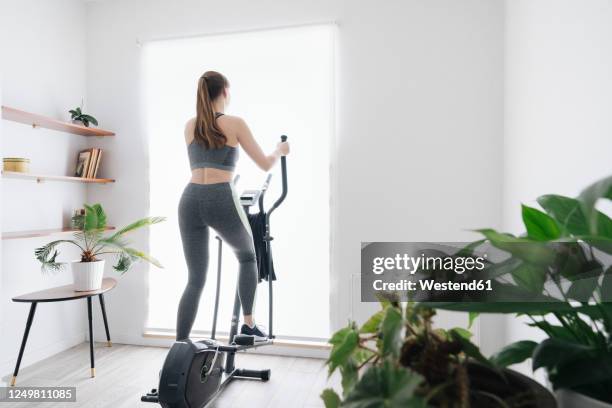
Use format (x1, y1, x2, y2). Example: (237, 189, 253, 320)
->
(218, 114, 246, 126)
(219, 114, 249, 139)
(185, 117, 197, 130)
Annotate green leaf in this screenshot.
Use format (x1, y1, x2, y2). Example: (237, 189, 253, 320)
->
(595, 211, 612, 239)
(553, 241, 590, 279)
(532, 337, 594, 371)
(113, 253, 134, 273)
(490, 340, 538, 367)
(360, 310, 384, 334)
(551, 353, 612, 391)
(468, 311, 479, 329)
(601, 267, 612, 302)
(327, 329, 359, 375)
(574, 303, 612, 336)
(580, 236, 612, 255)
(381, 306, 403, 357)
(343, 361, 425, 408)
(537, 194, 589, 236)
(340, 360, 359, 397)
(483, 256, 523, 279)
(566, 276, 599, 302)
(449, 327, 472, 340)
(320, 388, 341, 408)
(449, 329, 492, 367)
(34, 239, 79, 273)
(106, 216, 166, 240)
(522, 204, 561, 240)
(377, 292, 400, 309)
(475, 228, 556, 265)
(92, 203, 107, 229)
(578, 175, 612, 235)
(527, 320, 576, 342)
(353, 348, 375, 366)
(329, 326, 354, 346)
(511, 262, 546, 294)
(455, 239, 486, 257)
(80, 114, 98, 126)
(83, 204, 107, 231)
(83, 204, 98, 231)
(124, 247, 163, 268)
(487, 281, 562, 303)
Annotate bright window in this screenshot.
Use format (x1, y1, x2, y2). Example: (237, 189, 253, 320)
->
(143, 25, 334, 340)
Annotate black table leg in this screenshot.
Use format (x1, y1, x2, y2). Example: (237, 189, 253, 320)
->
(11, 302, 37, 386)
(87, 297, 95, 378)
(98, 294, 112, 347)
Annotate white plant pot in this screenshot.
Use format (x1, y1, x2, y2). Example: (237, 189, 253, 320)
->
(71, 260, 105, 291)
(557, 389, 612, 408)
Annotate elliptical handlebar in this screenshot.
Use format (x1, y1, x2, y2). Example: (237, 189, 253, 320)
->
(258, 174, 273, 213)
(267, 135, 288, 218)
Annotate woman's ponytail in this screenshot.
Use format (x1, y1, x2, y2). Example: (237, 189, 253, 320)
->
(194, 71, 228, 148)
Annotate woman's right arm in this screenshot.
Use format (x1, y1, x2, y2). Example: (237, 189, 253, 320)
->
(235, 117, 289, 171)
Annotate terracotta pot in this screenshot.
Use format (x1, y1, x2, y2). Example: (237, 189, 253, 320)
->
(71, 260, 105, 291)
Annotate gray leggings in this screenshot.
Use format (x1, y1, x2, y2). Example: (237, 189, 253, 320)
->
(176, 182, 257, 340)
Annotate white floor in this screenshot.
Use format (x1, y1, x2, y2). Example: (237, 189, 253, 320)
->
(2, 342, 340, 408)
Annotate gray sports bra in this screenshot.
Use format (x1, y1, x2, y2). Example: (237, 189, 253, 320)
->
(188, 113, 238, 171)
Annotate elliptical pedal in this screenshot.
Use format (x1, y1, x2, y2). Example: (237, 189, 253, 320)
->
(233, 334, 268, 346)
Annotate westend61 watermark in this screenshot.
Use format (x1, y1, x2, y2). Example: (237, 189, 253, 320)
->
(361, 242, 612, 303)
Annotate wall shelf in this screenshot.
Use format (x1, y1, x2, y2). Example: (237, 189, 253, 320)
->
(1, 105, 115, 137)
(1, 171, 115, 184)
(2, 226, 116, 240)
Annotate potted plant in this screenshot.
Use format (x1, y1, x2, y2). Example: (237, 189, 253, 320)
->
(69, 104, 98, 128)
(321, 299, 556, 407)
(35, 203, 165, 291)
(426, 175, 612, 407)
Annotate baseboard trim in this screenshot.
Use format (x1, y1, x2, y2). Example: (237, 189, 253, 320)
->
(143, 330, 330, 350)
(100, 330, 331, 359)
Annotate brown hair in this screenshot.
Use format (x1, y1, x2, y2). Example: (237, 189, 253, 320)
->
(194, 71, 229, 148)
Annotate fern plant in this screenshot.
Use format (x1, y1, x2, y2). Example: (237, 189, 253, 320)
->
(35, 203, 165, 274)
(69, 106, 98, 127)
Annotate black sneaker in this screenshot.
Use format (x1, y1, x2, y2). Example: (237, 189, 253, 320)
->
(240, 323, 268, 339)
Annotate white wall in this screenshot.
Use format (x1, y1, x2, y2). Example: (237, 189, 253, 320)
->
(504, 0, 612, 375)
(0, 0, 90, 382)
(0, 57, 3, 350)
(85, 0, 505, 350)
(3, 0, 611, 377)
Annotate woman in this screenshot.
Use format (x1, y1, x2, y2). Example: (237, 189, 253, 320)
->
(176, 71, 290, 341)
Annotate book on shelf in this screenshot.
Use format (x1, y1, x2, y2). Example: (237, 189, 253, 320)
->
(93, 149, 102, 178)
(75, 150, 91, 177)
(75, 148, 103, 179)
(88, 149, 98, 178)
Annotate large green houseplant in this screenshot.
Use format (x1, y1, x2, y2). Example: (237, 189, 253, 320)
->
(428, 175, 612, 407)
(35, 203, 165, 291)
(322, 299, 555, 407)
